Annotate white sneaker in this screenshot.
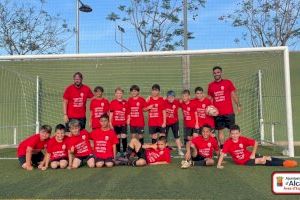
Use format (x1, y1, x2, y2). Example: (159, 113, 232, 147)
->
(178, 149, 184, 156)
(181, 160, 192, 169)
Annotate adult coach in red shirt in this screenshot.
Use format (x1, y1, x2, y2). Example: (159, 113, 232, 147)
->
(63, 72, 93, 131)
(207, 66, 241, 149)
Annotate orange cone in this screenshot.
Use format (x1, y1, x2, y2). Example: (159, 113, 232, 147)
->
(283, 160, 298, 168)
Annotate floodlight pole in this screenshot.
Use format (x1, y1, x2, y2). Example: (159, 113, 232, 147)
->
(76, 0, 80, 54)
(183, 0, 188, 50)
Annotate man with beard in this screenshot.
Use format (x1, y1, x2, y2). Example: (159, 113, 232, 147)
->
(207, 66, 241, 149)
(63, 72, 93, 131)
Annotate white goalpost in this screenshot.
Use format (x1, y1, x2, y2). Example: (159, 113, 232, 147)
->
(0, 46, 295, 157)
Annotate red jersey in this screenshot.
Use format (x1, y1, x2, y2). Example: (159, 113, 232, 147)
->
(191, 136, 219, 158)
(193, 98, 215, 128)
(127, 96, 146, 127)
(207, 79, 236, 115)
(90, 98, 110, 129)
(63, 84, 93, 118)
(145, 147, 171, 164)
(165, 99, 180, 125)
(17, 134, 48, 157)
(90, 129, 118, 159)
(180, 101, 197, 128)
(222, 136, 255, 165)
(109, 99, 128, 126)
(146, 97, 166, 126)
(66, 129, 92, 157)
(46, 137, 68, 161)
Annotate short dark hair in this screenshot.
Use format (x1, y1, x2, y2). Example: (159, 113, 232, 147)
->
(73, 72, 83, 79)
(100, 113, 109, 120)
(152, 84, 160, 91)
(130, 85, 140, 92)
(182, 89, 190, 95)
(194, 87, 203, 93)
(158, 136, 167, 143)
(94, 86, 104, 93)
(201, 124, 212, 132)
(213, 66, 222, 72)
(40, 125, 52, 134)
(55, 124, 66, 132)
(230, 124, 240, 132)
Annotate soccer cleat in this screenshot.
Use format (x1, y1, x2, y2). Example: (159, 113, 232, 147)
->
(178, 149, 184, 156)
(181, 160, 192, 169)
(283, 160, 298, 168)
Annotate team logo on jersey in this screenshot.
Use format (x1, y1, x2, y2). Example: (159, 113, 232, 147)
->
(202, 104, 206, 108)
(155, 104, 158, 108)
(221, 86, 224, 91)
(80, 92, 84, 97)
(239, 143, 243, 148)
(172, 105, 176, 109)
(101, 102, 104, 107)
(44, 144, 47, 148)
(82, 135, 86, 140)
(159, 150, 164, 155)
(122, 101, 125, 105)
(123, 108, 126, 111)
(62, 144, 66, 150)
(137, 102, 140, 106)
(207, 142, 211, 148)
(105, 136, 109, 141)
(187, 107, 190, 111)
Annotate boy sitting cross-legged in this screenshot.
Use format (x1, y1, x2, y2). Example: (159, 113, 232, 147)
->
(126, 136, 171, 167)
(181, 124, 219, 169)
(217, 124, 297, 169)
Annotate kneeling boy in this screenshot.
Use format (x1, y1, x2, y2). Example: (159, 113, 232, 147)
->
(90, 114, 118, 168)
(17, 125, 52, 170)
(217, 124, 297, 169)
(126, 136, 171, 166)
(181, 125, 219, 168)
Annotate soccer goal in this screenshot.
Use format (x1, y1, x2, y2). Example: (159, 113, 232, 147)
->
(0, 46, 295, 157)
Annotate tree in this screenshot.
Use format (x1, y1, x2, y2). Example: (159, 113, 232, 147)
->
(219, 0, 300, 47)
(0, 0, 74, 55)
(107, 0, 206, 51)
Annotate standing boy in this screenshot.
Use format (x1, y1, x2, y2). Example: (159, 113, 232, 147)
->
(144, 84, 167, 144)
(17, 125, 52, 170)
(127, 85, 146, 144)
(89, 86, 110, 130)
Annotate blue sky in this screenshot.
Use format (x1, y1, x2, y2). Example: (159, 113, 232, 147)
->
(2, 0, 299, 54)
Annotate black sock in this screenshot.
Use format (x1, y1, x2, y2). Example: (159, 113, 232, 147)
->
(220, 144, 224, 149)
(126, 146, 134, 159)
(265, 157, 284, 166)
(184, 139, 189, 145)
(122, 138, 127, 153)
(116, 143, 121, 153)
(139, 138, 144, 145)
(152, 138, 157, 144)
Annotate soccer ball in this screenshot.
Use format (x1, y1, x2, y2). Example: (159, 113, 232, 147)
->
(205, 105, 219, 116)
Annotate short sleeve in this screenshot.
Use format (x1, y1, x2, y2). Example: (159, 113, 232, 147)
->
(164, 149, 171, 163)
(63, 86, 70, 100)
(221, 140, 230, 154)
(228, 80, 236, 93)
(46, 140, 52, 153)
(207, 83, 213, 97)
(87, 87, 94, 98)
(212, 138, 219, 151)
(109, 101, 114, 112)
(111, 131, 119, 144)
(244, 137, 255, 147)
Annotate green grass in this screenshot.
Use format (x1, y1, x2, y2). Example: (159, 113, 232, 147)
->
(0, 158, 300, 199)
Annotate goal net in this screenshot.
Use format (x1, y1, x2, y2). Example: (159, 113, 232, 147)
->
(0, 47, 294, 158)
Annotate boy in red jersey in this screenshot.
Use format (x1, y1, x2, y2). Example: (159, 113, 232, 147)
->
(17, 125, 52, 171)
(217, 125, 297, 169)
(126, 136, 171, 166)
(144, 84, 167, 144)
(127, 85, 146, 144)
(180, 89, 199, 144)
(89, 86, 110, 130)
(63, 72, 93, 131)
(90, 114, 118, 168)
(207, 66, 241, 149)
(109, 87, 128, 156)
(193, 87, 215, 130)
(67, 119, 94, 169)
(41, 124, 68, 170)
(181, 125, 219, 168)
(165, 90, 184, 156)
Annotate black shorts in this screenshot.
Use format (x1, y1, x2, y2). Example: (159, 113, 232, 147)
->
(18, 151, 44, 167)
(66, 118, 86, 131)
(192, 155, 206, 166)
(136, 148, 147, 160)
(184, 127, 199, 138)
(166, 122, 180, 139)
(149, 126, 166, 134)
(245, 159, 256, 166)
(95, 157, 114, 163)
(75, 154, 94, 164)
(214, 114, 235, 130)
(114, 126, 127, 134)
(130, 126, 144, 134)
